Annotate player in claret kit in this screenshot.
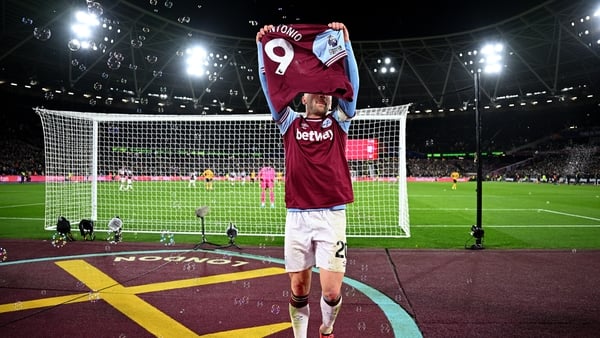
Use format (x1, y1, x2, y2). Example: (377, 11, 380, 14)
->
(257, 22, 359, 338)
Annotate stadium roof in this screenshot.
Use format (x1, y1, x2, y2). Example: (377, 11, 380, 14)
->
(0, 0, 598, 115)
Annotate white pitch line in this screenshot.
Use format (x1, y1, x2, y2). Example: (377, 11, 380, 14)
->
(0, 203, 44, 209)
(412, 224, 600, 228)
(539, 209, 600, 221)
(411, 208, 600, 221)
(0, 216, 44, 221)
(410, 208, 536, 211)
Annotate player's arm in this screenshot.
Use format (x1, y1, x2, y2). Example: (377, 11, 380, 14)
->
(256, 25, 283, 121)
(331, 22, 359, 120)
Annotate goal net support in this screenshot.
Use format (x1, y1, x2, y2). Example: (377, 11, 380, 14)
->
(35, 105, 411, 238)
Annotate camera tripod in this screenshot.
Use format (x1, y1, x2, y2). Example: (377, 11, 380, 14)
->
(193, 207, 220, 250)
(217, 223, 242, 250)
(217, 235, 241, 250)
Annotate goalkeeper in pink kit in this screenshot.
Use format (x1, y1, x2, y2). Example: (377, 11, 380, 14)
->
(258, 165, 276, 208)
(257, 22, 359, 338)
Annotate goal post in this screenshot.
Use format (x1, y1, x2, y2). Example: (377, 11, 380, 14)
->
(35, 104, 411, 238)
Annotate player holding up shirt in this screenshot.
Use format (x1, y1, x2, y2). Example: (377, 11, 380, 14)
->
(257, 22, 359, 338)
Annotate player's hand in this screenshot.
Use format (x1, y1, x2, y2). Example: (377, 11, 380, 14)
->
(328, 22, 349, 42)
(256, 25, 274, 43)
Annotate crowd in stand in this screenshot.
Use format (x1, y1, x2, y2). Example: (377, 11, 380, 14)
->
(0, 139, 44, 177)
(0, 103, 44, 178)
(1, 105, 599, 183)
(2, 133, 598, 184)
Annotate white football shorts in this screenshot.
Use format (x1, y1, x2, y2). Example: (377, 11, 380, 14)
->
(284, 209, 347, 273)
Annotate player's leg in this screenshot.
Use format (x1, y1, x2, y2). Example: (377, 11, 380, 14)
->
(314, 210, 347, 337)
(269, 183, 275, 207)
(260, 181, 266, 207)
(318, 269, 344, 336)
(288, 269, 312, 338)
(285, 212, 315, 338)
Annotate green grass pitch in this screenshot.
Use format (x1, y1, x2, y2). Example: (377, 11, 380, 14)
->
(0, 181, 599, 249)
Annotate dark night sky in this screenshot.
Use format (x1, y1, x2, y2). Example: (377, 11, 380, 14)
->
(158, 0, 547, 40)
(183, 0, 548, 40)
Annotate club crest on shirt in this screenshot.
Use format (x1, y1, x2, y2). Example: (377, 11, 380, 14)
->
(321, 118, 332, 128)
(327, 34, 343, 55)
(328, 34, 338, 47)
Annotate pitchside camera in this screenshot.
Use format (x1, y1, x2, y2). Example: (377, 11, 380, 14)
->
(226, 223, 238, 239)
(219, 222, 241, 250)
(469, 225, 484, 250)
(470, 225, 484, 239)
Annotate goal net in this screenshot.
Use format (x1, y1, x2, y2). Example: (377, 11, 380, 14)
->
(35, 104, 411, 238)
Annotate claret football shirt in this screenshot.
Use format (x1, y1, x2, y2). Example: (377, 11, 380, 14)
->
(260, 23, 354, 112)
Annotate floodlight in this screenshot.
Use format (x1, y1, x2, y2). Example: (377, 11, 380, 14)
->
(479, 42, 504, 74)
(185, 46, 208, 76)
